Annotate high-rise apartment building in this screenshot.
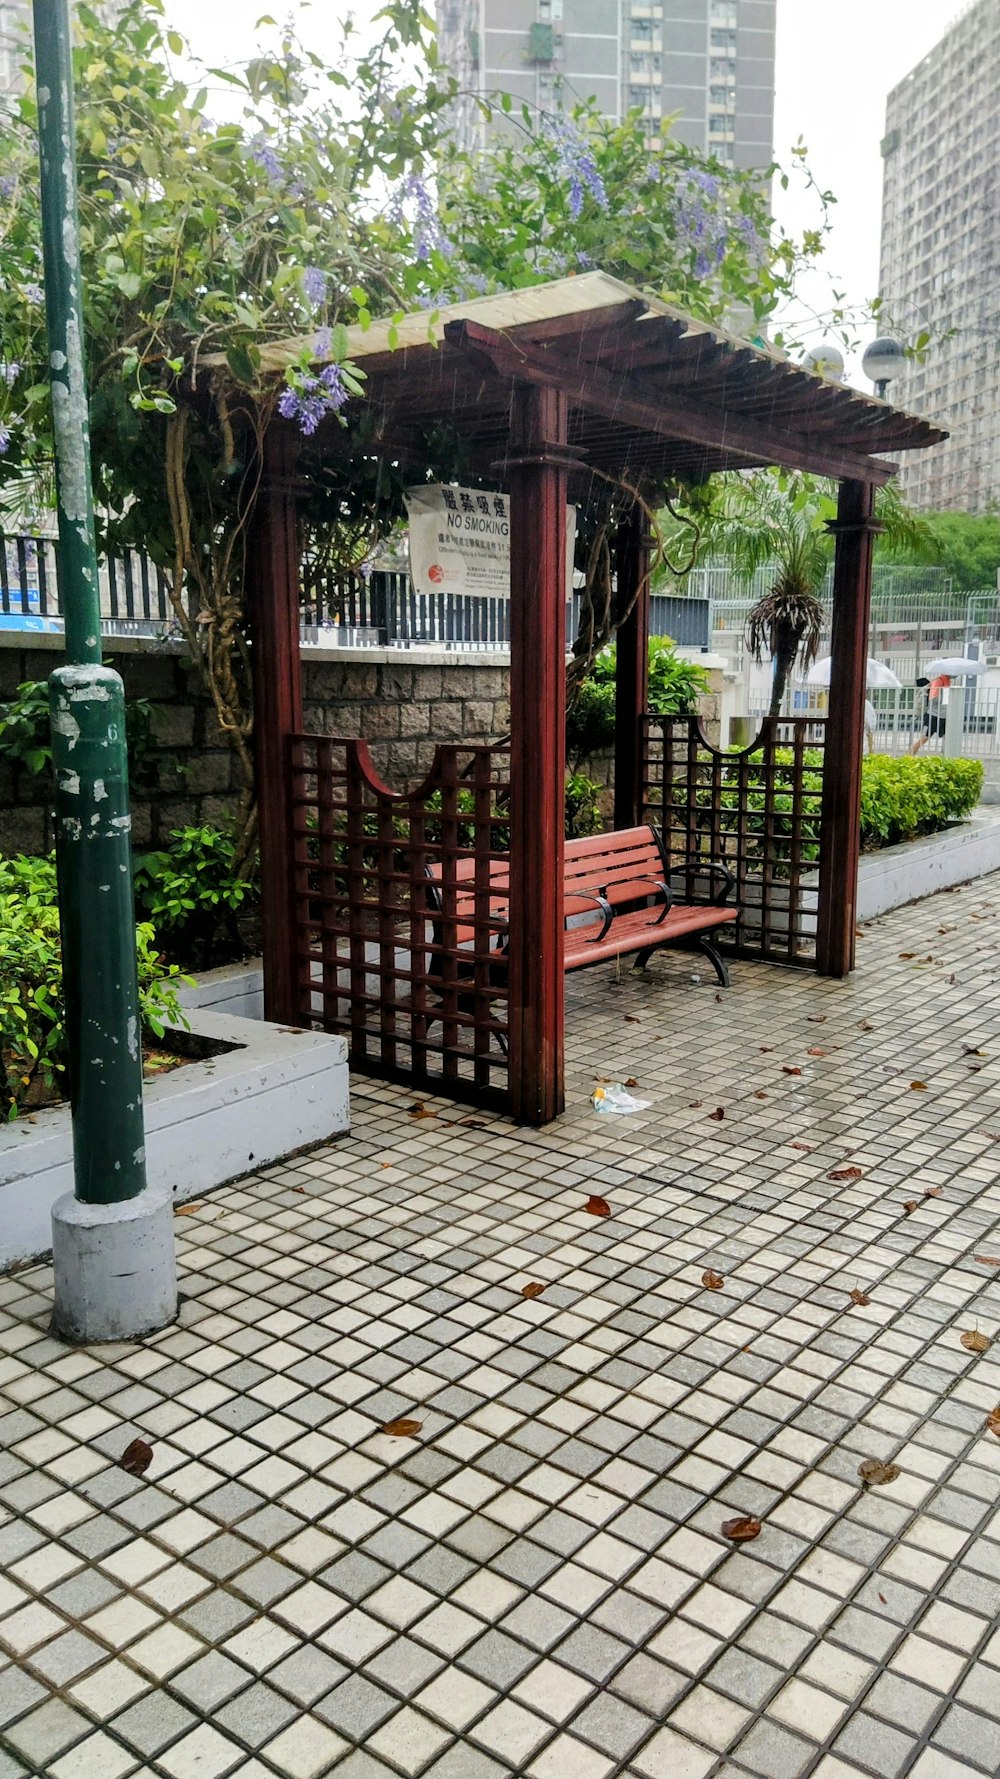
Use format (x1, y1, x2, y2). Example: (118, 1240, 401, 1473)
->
(438, 0, 776, 173)
(877, 0, 1000, 512)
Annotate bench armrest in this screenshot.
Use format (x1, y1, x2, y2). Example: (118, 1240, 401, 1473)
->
(701, 860, 735, 906)
(565, 889, 613, 944)
(631, 875, 674, 926)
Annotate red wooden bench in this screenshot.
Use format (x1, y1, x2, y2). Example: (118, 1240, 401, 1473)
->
(426, 823, 738, 993)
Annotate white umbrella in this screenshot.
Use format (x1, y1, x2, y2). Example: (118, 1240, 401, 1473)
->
(921, 657, 989, 678)
(807, 656, 902, 690)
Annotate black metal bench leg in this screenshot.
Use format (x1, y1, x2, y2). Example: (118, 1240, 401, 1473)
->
(633, 948, 655, 971)
(699, 934, 730, 986)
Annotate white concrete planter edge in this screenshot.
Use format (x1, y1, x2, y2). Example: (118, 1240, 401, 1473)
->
(0, 1008, 349, 1271)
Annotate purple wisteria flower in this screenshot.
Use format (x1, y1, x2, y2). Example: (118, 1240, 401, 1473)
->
(675, 171, 731, 276)
(0, 175, 15, 200)
(250, 134, 283, 183)
(389, 173, 451, 263)
(24, 284, 43, 305)
(277, 363, 349, 436)
(2, 362, 20, 387)
(0, 425, 11, 456)
(542, 115, 607, 220)
(314, 326, 333, 359)
(302, 265, 326, 307)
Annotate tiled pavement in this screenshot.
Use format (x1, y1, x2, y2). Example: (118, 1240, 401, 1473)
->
(3, 879, 1000, 1779)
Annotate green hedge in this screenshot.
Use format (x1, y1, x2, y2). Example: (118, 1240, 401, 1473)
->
(859, 755, 983, 848)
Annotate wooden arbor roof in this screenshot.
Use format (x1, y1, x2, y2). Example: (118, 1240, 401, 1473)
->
(255, 270, 947, 489)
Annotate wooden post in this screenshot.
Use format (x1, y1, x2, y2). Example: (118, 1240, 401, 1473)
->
(613, 504, 650, 831)
(507, 384, 570, 1125)
(246, 423, 303, 1023)
(816, 477, 880, 977)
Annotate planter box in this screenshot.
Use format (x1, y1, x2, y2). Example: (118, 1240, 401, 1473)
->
(178, 958, 265, 1021)
(0, 1008, 348, 1270)
(856, 809, 1000, 920)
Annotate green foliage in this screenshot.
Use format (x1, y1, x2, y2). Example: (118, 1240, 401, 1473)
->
(0, 676, 158, 786)
(133, 826, 260, 970)
(682, 748, 981, 879)
(569, 636, 709, 759)
(859, 755, 983, 848)
(902, 512, 1000, 591)
(0, 852, 187, 1118)
(565, 773, 603, 839)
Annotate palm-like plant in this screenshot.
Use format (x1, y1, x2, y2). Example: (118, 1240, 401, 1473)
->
(697, 471, 938, 718)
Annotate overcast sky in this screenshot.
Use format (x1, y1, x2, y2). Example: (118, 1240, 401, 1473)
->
(166, 0, 959, 381)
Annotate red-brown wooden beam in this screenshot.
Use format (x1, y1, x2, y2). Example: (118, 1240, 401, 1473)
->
(613, 505, 651, 831)
(816, 478, 882, 977)
(446, 318, 908, 486)
(505, 383, 571, 1125)
(246, 422, 304, 1023)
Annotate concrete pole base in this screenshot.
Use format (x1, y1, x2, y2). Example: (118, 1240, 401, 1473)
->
(51, 1182, 177, 1344)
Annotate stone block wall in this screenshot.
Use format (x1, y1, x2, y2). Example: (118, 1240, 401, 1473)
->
(302, 655, 511, 786)
(1, 637, 719, 853)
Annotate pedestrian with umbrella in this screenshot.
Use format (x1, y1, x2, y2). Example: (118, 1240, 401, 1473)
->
(909, 657, 988, 754)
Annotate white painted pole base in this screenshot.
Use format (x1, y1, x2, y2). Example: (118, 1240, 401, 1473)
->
(51, 1182, 177, 1344)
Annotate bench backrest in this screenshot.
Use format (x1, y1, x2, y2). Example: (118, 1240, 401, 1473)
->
(425, 825, 667, 947)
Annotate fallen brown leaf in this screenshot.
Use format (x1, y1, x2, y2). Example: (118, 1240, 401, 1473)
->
(910, 1081, 928, 1091)
(174, 1203, 205, 1217)
(858, 1458, 900, 1487)
(807, 1014, 827, 1024)
(585, 1195, 611, 1218)
(382, 1417, 422, 1437)
(721, 1514, 762, 1542)
(708, 1107, 725, 1121)
(923, 1187, 942, 1198)
(689, 1100, 703, 1108)
(715, 992, 723, 1002)
(830, 1166, 864, 1182)
(984, 1132, 1000, 1142)
(120, 1438, 153, 1477)
(521, 1282, 546, 1299)
(961, 1329, 991, 1354)
(898, 951, 916, 959)
(624, 1015, 640, 1023)
(760, 1046, 774, 1052)
(625, 1077, 639, 1090)
(290, 1185, 306, 1195)
(408, 1103, 437, 1119)
(878, 1592, 887, 1605)
(702, 1269, 725, 1290)
(807, 1046, 828, 1057)
(985, 1406, 1000, 1438)
(754, 1090, 768, 1099)
(962, 1044, 985, 1056)
(903, 1200, 919, 1215)
(849, 1287, 871, 1306)
(791, 1141, 812, 1151)
(782, 1066, 802, 1076)
(975, 1255, 1000, 1267)
(858, 1020, 874, 1032)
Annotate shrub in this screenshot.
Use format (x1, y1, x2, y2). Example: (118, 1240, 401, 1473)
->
(133, 826, 261, 971)
(859, 755, 983, 848)
(565, 773, 603, 838)
(0, 853, 188, 1119)
(569, 635, 710, 761)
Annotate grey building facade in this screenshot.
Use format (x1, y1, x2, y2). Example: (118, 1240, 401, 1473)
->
(877, 0, 1000, 512)
(438, 0, 776, 173)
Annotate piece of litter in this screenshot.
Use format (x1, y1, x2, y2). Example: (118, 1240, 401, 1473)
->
(592, 1083, 651, 1114)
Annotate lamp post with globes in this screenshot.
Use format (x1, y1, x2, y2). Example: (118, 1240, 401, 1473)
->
(862, 336, 906, 399)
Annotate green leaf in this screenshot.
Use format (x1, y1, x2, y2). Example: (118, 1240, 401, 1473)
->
(225, 343, 261, 384)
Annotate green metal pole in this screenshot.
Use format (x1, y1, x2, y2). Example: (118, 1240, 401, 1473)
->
(33, 0, 147, 1204)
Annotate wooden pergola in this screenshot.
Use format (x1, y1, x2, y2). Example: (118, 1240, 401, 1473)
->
(240, 273, 946, 1126)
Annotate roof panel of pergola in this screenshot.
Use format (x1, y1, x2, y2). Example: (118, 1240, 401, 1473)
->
(251, 271, 947, 487)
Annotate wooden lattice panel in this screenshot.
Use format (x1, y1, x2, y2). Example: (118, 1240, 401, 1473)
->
(289, 736, 511, 1106)
(642, 715, 826, 966)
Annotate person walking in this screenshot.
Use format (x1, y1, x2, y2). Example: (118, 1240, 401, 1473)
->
(910, 674, 950, 753)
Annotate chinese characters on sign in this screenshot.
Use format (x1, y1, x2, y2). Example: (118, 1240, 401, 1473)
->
(406, 484, 577, 599)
